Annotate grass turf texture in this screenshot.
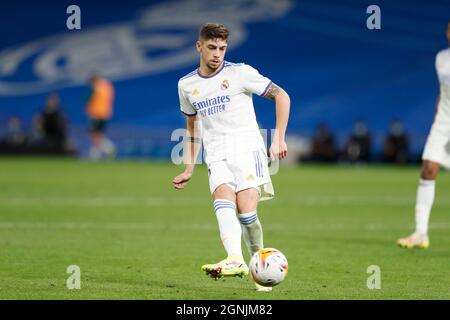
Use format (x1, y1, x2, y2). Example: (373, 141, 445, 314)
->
(0, 158, 449, 300)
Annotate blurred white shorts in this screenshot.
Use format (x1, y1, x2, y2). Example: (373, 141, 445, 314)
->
(207, 148, 274, 201)
(422, 119, 450, 169)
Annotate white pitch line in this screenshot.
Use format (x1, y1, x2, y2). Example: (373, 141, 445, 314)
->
(0, 197, 206, 207)
(0, 222, 448, 231)
(1, 195, 450, 207)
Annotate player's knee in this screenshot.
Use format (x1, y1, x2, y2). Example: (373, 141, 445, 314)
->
(421, 161, 439, 180)
(236, 189, 259, 213)
(213, 184, 236, 202)
(237, 203, 256, 214)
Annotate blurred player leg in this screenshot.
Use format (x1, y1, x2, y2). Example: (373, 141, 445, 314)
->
(89, 130, 103, 160)
(398, 160, 439, 248)
(99, 135, 117, 158)
(415, 161, 440, 235)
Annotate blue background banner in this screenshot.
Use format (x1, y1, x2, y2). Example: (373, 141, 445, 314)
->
(0, 0, 449, 158)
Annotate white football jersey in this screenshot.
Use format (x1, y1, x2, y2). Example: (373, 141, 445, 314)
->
(436, 48, 450, 120)
(178, 61, 272, 163)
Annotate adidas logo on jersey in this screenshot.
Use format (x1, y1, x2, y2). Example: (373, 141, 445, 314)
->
(192, 88, 199, 95)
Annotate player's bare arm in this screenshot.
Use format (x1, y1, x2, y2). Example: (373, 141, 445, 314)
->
(435, 94, 440, 113)
(263, 83, 291, 160)
(172, 115, 201, 190)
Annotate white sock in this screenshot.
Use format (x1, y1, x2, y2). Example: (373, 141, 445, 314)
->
(89, 146, 102, 160)
(100, 137, 116, 156)
(238, 210, 263, 257)
(415, 179, 435, 235)
(213, 199, 243, 260)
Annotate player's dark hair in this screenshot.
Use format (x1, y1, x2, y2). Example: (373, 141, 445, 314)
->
(199, 23, 229, 41)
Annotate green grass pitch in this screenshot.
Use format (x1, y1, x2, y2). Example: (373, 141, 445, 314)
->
(0, 158, 449, 299)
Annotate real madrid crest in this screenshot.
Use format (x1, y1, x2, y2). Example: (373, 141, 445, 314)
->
(221, 80, 229, 90)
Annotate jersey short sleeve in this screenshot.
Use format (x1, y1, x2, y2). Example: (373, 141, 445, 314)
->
(436, 52, 443, 84)
(240, 64, 272, 96)
(178, 82, 197, 116)
(435, 50, 450, 86)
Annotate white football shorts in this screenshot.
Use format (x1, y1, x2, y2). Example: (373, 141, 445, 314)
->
(207, 148, 274, 201)
(422, 114, 450, 169)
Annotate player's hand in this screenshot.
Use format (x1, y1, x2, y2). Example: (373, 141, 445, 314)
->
(269, 140, 288, 161)
(172, 171, 193, 190)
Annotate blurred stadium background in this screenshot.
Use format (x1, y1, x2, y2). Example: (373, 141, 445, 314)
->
(1, 0, 449, 161)
(1, 0, 450, 300)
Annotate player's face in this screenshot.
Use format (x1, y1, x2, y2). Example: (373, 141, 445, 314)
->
(196, 38, 227, 70)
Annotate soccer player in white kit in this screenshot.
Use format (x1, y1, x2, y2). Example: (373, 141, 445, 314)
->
(172, 23, 291, 291)
(398, 22, 450, 249)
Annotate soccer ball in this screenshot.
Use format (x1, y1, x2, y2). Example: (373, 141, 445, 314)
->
(249, 248, 288, 287)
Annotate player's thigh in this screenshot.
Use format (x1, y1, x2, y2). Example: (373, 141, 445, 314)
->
(213, 183, 236, 202)
(422, 124, 450, 171)
(208, 160, 236, 202)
